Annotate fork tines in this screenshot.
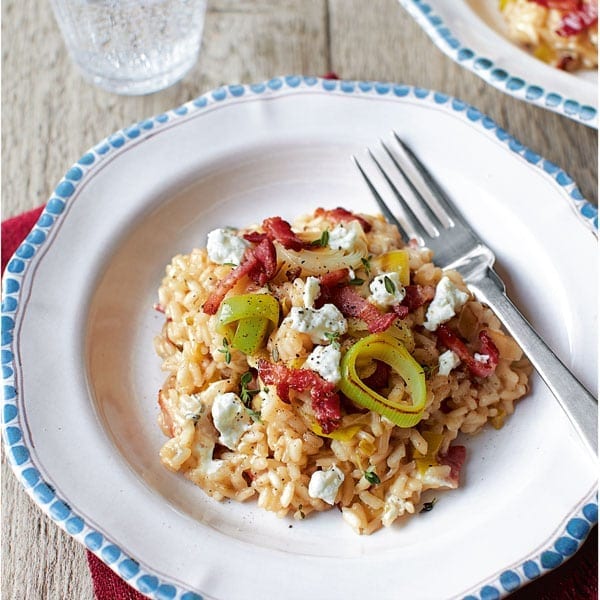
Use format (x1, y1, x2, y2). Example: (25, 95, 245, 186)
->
(353, 133, 460, 245)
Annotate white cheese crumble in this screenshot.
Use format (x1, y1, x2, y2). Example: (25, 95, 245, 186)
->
(423, 276, 469, 331)
(304, 344, 342, 384)
(381, 494, 414, 527)
(474, 353, 490, 363)
(206, 228, 250, 266)
(368, 271, 406, 308)
(196, 445, 223, 476)
(308, 465, 345, 505)
(438, 349, 461, 376)
(211, 392, 252, 450)
(286, 304, 347, 344)
(303, 276, 321, 308)
(328, 221, 362, 251)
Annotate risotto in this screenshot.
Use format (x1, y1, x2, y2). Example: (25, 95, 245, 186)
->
(499, 0, 598, 70)
(154, 208, 530, 534)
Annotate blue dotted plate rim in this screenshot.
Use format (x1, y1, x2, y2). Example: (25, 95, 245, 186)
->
(398, 0, 598, 128)
(1, 76, 597, 600)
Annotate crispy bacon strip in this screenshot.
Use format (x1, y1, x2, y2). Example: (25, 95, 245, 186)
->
(202, 238, 277, 314)
(363, 360, 391, 390)
(436, 325, 500, 378)
(262, 216, 306, 250)
(315, 207, 372, 233)
(392, 284, 436, 320)
(243, 231, 267, 243)
(402, 284, 436, 311)
(556, 2, 597, 36)
(529, 0, 582, 10)
(330, 286, 397, 333)
(247, 237, 277, 285)
(439, 445, 466, 486)
(257, 359, 341, 433)
(319, 268, 349, 288)
(392, 304, 409, 319)
(243, 216, 306, 250)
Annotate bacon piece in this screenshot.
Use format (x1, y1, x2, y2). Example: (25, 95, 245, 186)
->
(439, 445, 466, 486)
(243, 217, 306, 250)
(319, 268, 349, 288)
(529, 0, 582, 10)
(202, 238, 277, 314)
(557, 55, 576, 70)
(556, 2, 597, 36)
(262, 216, 305, 250)
(363, 360, 390, 390)
(392, 304, 409, 319)
(257, 359, 341, 433)
(315, 207, 372, 233)
(315, 268, 349, 308)
(247, 238, 277, 285)
(329, 286, 397, 333)
(436, 325, 500, 378)
(243, 231, 268, 243)
(404, 285, 436, 311)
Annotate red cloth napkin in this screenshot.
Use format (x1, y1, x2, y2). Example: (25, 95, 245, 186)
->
(3, 206, 597, 600)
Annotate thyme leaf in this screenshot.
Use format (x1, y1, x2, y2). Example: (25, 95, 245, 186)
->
(218, 337, 231, 364)
(364, 466, 381, 485)
(310, 230, 330, 248)
(383, 275, 396, 294)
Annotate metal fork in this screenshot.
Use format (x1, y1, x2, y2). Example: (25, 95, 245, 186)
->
(354, 133, 597, 458)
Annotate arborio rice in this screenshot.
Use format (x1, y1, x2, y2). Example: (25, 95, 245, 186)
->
(500, 0, 598, 71)
(154, 208, 531, 534)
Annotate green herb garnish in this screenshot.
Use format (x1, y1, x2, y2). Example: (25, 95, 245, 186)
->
(310, 230, 330, 248)
(383, 275, 396, 294)
(361, 256, 372, 275)
(246, 408, 262, 423)
(218, 337, 231, 364)
(348, 278, 365, 286)
(324, 331, 341, 349)
(240, 371, 259, 405)
(364, 466, 381, 485)
(421, 364, 439, 379)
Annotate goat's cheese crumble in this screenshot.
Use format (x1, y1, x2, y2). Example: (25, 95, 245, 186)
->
(438, 350, 461, 376)
(286, 304, 347, 344)
(304, 344, 342, 384)
(211, 392, 252, 450)
(328, 221, 362, 251)
(369, 271, 406, 308)
(424, 276, 469, 331)
(206, 228, 250, 266)
(308, 465, 345, 505)
(303, 276, 321, 308)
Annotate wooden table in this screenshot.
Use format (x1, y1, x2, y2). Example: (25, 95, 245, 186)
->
(2, 1, 597, 598)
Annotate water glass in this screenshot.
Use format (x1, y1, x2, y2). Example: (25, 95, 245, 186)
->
(49, 0, 208, 95)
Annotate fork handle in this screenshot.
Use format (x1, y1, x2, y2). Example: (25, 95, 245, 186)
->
(469, 268, 598, 458)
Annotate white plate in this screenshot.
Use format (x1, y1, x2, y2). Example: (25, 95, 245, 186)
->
(2, 77, 598, 600)
(398, 0, 598, 128)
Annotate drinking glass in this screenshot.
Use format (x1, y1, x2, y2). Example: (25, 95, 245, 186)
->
(49, 0, 208, 95)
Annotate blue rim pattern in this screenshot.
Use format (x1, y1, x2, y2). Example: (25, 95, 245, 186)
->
(398, 0, 598, 128)
(1, 76, 598, 600)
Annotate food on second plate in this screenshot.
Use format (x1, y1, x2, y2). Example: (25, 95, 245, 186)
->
(154, 208, 530, 534)
(499, 0, 598, 71)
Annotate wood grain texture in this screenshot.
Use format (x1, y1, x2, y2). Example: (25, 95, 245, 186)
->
(1, 0, 597, 599)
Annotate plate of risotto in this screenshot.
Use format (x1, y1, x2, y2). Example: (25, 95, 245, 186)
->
(2, 78, 597, 600)
(398, 0, 598, 127)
